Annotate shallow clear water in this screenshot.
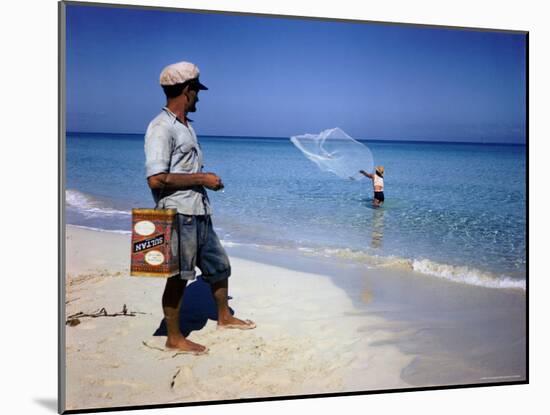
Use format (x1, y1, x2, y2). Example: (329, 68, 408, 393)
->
(65, 132, 526, 288)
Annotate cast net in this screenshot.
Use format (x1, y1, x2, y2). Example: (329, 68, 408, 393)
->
(290, 128, 374, 180)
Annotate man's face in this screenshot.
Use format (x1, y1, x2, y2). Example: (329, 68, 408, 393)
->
(186, 88, 199, 113)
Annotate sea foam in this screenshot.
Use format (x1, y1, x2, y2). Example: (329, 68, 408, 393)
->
(68, 224, 131, 235)
(411, 258, 525, 290)
(296, 245, 526, 291)
(66, 189, 131, 218)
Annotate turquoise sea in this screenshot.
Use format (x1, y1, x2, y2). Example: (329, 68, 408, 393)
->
(65, 132, 526, 290)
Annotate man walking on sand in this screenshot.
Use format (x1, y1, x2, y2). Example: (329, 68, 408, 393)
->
(144, 61, 256, 355)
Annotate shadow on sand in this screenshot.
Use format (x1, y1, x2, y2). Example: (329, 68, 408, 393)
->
(153, 277, 234, 337)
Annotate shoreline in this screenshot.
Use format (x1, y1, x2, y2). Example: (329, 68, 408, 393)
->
(63, 225, 526, 411)
(67, 222, 526, 292)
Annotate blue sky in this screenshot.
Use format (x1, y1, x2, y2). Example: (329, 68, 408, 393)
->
(66, 4, 527, 143)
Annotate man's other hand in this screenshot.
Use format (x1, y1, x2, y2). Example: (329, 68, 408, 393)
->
(203, 173, 224, 191)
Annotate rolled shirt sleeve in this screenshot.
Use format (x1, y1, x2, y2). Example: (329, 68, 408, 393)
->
(144, 121, 173, 178)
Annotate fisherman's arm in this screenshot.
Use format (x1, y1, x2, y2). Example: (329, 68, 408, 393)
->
(359, 170, 374, 179)
(148, 172, 223, 191)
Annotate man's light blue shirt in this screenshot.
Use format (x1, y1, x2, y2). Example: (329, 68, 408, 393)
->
(144, 108, 212, 215)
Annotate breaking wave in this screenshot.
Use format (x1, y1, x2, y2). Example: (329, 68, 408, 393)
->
(67, 224, 131, 235)
(65, 189, 131, 218)
(296, 246, 525, 291)
(411, 258, 525, 290)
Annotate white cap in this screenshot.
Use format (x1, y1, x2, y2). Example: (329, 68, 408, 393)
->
(159, 61, 208, 89)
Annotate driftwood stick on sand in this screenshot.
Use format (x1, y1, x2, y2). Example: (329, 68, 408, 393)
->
(142, 341, 165, 352)
(170, 369, 181, 389)
(142, 341, 197, 359)
(66, 304, 146, 325)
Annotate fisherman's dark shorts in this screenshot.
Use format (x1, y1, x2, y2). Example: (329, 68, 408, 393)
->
(374, 191, 385, 202)
(176, 214, 231, 284)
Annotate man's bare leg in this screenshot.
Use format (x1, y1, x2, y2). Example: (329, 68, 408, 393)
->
(211, 278, 255, 329)
(162, 276, 208, 352)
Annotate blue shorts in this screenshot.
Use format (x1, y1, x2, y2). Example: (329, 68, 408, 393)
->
(177, 214, 231, 284)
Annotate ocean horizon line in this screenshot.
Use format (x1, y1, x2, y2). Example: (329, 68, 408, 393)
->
(66, 131, 526, 146)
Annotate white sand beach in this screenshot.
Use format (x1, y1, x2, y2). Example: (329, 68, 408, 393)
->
(64, 225, 416, 411)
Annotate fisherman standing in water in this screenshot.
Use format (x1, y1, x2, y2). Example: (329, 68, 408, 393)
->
(360, 166, 385, 208)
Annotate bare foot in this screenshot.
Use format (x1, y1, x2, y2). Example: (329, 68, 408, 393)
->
(165, 336, 208, 355)
(217, 315, 256, 330)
